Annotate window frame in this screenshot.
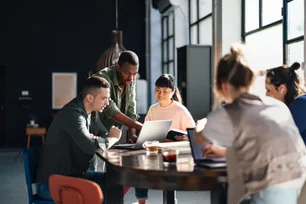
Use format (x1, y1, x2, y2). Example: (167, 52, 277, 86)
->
(188, 0, 212, 44)
(283, 0, 304, 64)
(242, 0, 304, 65)
(161, 11, 175, 75)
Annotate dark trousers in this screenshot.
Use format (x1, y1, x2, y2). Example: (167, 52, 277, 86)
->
(135, 187, 149, 200)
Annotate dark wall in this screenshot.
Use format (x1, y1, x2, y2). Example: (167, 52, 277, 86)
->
(0, 0, 145, 147)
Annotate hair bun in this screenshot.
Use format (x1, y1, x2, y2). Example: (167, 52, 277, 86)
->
(290, 62, 300, 71)
(230, 43, 246, 57)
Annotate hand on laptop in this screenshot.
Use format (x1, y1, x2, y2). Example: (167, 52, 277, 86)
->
(109, 126, 122, 139)
(202, 143, 226, 158)
(128, 128, 137, 143)
(128, 134, 137, 144)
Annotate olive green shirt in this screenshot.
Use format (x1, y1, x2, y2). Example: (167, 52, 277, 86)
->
(94, 66, 139, 131)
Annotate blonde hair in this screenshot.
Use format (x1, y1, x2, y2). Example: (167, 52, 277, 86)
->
(216, 44, 254, 91)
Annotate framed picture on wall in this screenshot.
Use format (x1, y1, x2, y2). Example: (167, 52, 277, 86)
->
(52, 72, 77, 109)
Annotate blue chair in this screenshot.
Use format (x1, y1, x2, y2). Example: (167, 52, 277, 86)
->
(23, 148, 54, 204)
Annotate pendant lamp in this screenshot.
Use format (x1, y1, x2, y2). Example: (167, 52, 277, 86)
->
(96, 0, 126, 71)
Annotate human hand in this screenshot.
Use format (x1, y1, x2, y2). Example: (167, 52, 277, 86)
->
(174, 135, 188, 141)
(109, 126, 122, 139)
(128, 134, 137, 143)
(202, 143, 226, 158)
(128, 128, 137, 143)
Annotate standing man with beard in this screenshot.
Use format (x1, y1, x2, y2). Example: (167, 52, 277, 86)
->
(94, 50, 143, 143)
(92, 51, 143, 196)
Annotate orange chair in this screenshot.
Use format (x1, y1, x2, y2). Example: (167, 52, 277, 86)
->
(49, 175, 103, 204)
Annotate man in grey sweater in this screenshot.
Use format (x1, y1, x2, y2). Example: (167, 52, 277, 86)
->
(35, 76, 121, 200)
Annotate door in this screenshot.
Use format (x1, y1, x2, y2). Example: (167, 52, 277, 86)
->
(0, 65, 6, 147)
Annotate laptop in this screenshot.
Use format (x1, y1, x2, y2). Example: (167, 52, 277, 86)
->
(187, 128, 226, 168)
(112, 120, 172, 150)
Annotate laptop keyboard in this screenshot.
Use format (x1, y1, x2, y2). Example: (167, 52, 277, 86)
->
(113, 144, 136, 148)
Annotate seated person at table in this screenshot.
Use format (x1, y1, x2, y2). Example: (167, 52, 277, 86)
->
(135, 74, 195, 204)
(195, 44, 306, 204)
(265, 62, 306, 144)
(35, 76, 122, 201)
(204, 62, 306, 158)
(146, 74, 195, 141)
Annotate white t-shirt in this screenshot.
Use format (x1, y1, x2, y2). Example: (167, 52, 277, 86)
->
(202, 106, 234, 147)
(87, 114, 91, 126)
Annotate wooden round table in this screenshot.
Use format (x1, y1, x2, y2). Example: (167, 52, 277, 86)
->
(96, 149, 227, 204)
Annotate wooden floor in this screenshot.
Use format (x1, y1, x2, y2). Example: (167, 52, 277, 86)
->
(0, 150, 211, 204)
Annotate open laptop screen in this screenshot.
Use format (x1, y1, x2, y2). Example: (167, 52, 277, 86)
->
(187, 128, 205, 160)
(187, 128, 226, 165)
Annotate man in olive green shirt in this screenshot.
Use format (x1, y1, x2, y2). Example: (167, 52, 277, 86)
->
(94, 50, 143, 142)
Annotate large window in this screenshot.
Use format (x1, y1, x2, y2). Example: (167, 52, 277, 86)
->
(189, 0, 212, 45)
(162, 11, 175, 75)
(286, 0, 304, 65)
(243, 0, 304, 95)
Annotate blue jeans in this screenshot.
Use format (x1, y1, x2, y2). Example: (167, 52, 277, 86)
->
(250, 185, 301, 204)
(36, 170, 106, 200)
(135, 187, 148, 200)
(88, 155, 99, 171)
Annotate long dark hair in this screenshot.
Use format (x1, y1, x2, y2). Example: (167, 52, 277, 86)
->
(155, 74, 183, 104)
(216, 44, 254, 92)
(266, 62, 305, 105)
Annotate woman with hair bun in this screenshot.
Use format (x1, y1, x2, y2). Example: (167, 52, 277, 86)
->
(195, 44, 306, 204)
(265, 62, 306, 143)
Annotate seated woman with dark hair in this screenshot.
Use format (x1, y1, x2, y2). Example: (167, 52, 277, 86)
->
(135, 74, 195, 204)
(265, 62, 306, 144)
(146, 74, 195, 141)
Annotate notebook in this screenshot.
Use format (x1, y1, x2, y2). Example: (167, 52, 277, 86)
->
(166, 129, 187, 141)
(112, 120, 172, 150)
(186, 128, 226, 168)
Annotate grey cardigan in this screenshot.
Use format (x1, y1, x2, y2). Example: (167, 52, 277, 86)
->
(224, 94, 306, 204)
(36, 96, 108, 185)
